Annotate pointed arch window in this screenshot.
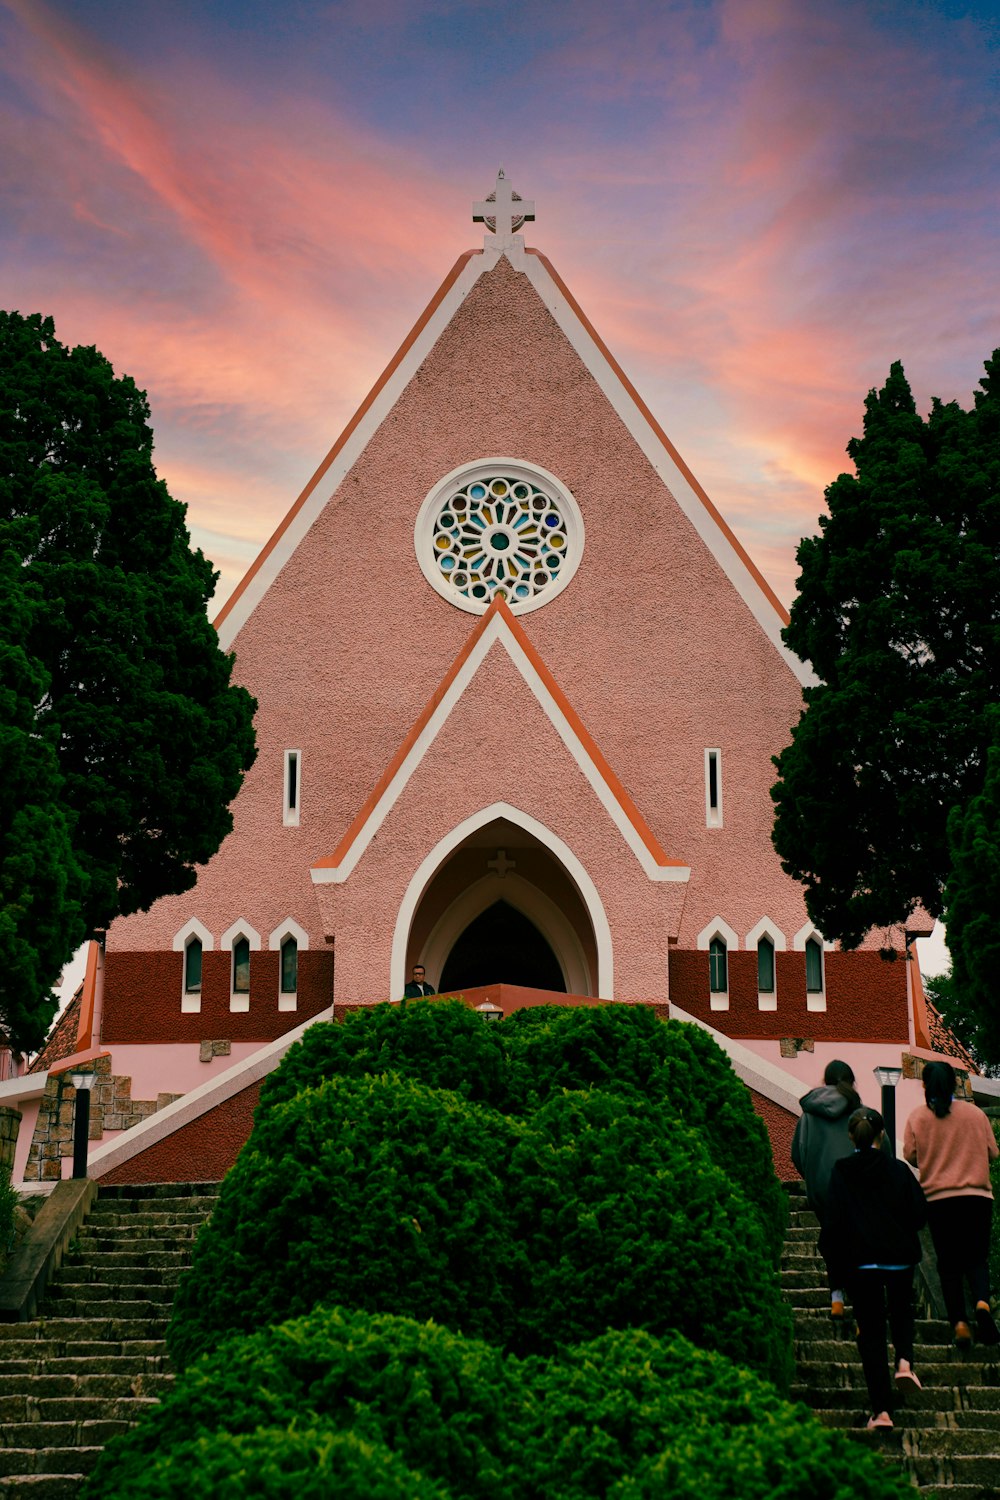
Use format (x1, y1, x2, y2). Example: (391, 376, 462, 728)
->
(280, 935, 298, 995)
(757, 936, 775, 995)
(805, 938, 824, 994)
(232, 936, 251, 994)
(709, 938, 728, 995)
(184, 938, 202, 995)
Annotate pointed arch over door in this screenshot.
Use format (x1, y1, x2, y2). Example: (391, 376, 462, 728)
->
(390, 802, 613, 1001)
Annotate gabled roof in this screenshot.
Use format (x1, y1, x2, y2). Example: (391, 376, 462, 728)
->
(311, 596, 690, 886)
(214, 242, 813, 688)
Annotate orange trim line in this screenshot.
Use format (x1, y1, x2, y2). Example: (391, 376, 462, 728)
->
(908, 947, 933, 1052)
(75, 939, 100, 1052)
(313, 596, 684, 873)
(49, 1045, 111, 1078)
(527, 250, 790, 628)
(213, 250, 481, 635)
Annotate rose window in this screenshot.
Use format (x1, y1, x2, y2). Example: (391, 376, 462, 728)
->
(416, 462, 584, 616)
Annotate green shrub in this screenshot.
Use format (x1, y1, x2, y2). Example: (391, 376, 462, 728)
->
(261, 1001, 785, 1251)
(169, 1073, 523, 1370)
(989, 1118, 1000, 1295)
(508, 1088, 792, 1386)
(0, 1165, 18, 1267)
(86, 1308, 908, 1500)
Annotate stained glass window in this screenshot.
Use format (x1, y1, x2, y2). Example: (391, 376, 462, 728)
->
(709, 937, 728, 994)
(805, 938, 823, 992)
(233, 936, 251, 994)
(757, 936, 775, 994)
(184, 937, 202, 994)
(280, 936, 298, 994)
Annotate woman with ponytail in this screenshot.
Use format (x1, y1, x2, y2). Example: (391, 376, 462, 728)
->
(821, 1107, 928, 1430)
(903, 1060, 999, 1347)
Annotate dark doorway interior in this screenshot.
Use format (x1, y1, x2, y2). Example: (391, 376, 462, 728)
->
(438, 900, 567, 993)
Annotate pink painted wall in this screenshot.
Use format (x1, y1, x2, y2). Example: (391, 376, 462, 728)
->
(105, 251, 902, 1025)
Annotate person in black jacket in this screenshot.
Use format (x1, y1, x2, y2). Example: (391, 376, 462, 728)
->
(820, 1106, 928, 1430)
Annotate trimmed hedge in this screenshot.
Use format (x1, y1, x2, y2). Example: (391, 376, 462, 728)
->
(261, 1000, 785, 1247)
(169, 1063, 791, 1384)
(85, 1307, 908, 1500)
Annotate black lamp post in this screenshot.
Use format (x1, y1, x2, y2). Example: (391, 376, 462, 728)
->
(69, 1071, 93, 1179)
(873, 1065, 903, 1155)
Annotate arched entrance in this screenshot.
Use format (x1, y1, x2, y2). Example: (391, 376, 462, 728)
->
(438, 900, 566, 993)
(391, 802, 612, 999)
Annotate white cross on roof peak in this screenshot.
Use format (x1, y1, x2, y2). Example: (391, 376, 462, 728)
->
(472, 169, 535, 252)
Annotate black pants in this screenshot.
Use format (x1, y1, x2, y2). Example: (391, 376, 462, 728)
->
(926, 1196, 993, 1326)
(847, 1267, 915, 1416)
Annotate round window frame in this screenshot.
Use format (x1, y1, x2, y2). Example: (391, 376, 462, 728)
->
(414, 459, 585, 616)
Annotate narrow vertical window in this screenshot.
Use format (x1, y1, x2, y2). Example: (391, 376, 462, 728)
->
(705, 749, 723, 827)
(805, 938, 823, 993)
(283, 750, 301, 827)
(184, 937, 202, 994)
(757, 937, 775, 994)
(280, 935, 298, 995)
(233, 936, 251, 994)
(709, 937, 728, 994)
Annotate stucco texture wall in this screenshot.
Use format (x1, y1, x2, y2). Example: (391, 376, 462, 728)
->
(104, 251, 890, 1018)
(98, 1081, 261, 1186)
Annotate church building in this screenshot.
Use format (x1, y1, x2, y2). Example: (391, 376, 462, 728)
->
(3, 173, 966, 1190)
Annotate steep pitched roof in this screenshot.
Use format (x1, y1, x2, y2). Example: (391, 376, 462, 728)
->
(311, 596, 689, 886)
(214, 243, 812, 688)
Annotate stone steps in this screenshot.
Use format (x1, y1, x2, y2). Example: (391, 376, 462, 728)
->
(0, 1182, 217, 1495)
(783, 1181, 1000, 1497)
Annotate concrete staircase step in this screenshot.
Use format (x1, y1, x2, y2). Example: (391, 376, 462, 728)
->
(0, 1449, 103, 1478)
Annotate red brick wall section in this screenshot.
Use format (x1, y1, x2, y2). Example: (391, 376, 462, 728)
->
(750, 1088, 798, 1177)
(98, 1080, 262, 1185)
(668, 949, 909, 1041)
(102, 950, 334, 1045)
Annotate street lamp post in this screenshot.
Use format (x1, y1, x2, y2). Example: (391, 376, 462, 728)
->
(475, 1001, 503, 1023)
(69, 1072, 93, 1179)
(873, 1065, 903, 1155)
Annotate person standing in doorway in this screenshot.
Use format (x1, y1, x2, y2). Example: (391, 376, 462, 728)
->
(903, 1060, 1000, 1348)
(403, 964, 436, 999)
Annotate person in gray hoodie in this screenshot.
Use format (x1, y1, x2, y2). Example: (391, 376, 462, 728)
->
(791, 1059, 862, 1320)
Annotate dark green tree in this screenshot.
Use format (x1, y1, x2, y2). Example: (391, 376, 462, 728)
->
(771, 351, 1000, 948)
(0, 311, 257, 1048)
(943, 708, 1000, 1063)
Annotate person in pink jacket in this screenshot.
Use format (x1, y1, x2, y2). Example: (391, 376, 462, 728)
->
(904, 1061, 1000, 1347)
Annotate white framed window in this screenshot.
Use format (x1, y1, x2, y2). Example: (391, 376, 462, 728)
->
(221, 920, 261, 1012)
(269, 919, 309, 1012)
(172, 918, 214, 1013)
(704, 749, 723, 828)
(697, 918, 738, 1012)
(283, 750, 301, 827)
(793, 922, 828, 1012)
(745, 918, 786, 1012)
(414, 459, 585, 616)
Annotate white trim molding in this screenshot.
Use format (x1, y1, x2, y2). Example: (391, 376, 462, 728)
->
(312, 607, 690, 887)
(420, 872, 592, 998)
(390, 802, 613, 1001)
(745, 917, 786, 1013)
(283, 749, 302, 827)
(269, 919, 309, 1013)
(221, 921, 262, 1013)
(793, 922, 829, 1012)
(172, 918, 213, 1014)
(704, 748, 723, 828)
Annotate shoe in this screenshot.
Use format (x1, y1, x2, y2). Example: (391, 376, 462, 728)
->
(831, 1299, 845, 1320)
(867, 1412, 893, 1429)
(895, 1362, 922, 1392)
(976, 1304, 1000, 1346)
(955, 1321, 973, 1349)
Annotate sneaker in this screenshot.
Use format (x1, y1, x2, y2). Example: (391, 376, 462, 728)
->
(867, 1412, 893, 1429)
(831, 1298, 845, 1320)
(895, 1362, 922, 1392)
(976, 1304, 1000, 1346)
(955, 1320, 973, 1349)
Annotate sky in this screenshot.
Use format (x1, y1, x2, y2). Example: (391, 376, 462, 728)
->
(4, 0, 998, 983)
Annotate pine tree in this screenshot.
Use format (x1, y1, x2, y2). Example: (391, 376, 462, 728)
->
(0, 311, 257, 1049)
(771, 351, 1000, 948)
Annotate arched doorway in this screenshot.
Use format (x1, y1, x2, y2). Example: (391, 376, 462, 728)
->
(438, 900, 567, 993)
(391, 803, 612, 999)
